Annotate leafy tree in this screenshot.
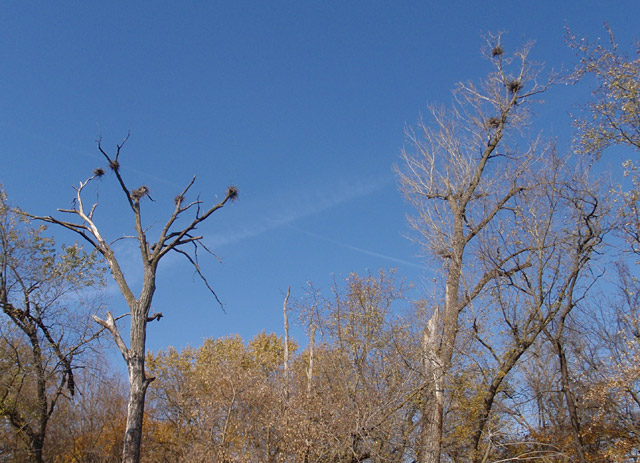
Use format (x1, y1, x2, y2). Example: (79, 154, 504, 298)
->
(567, 27, 640, 461)
(569, 25, 640, 157)
(144, 270, 416, 463)
(48, 357, 127, 463)
(0, 188, 105, 463)
(292, 270, 417, 463)
(28, 136, 237, 463)
(146, 333, 293, 462)
(573, 267, 640, 461)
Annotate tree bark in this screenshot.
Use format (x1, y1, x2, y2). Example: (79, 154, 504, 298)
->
(419, 218, 464, 463)
(552, 316, 587, 463)
(557, 339, 586, 463)
(121, 307, 151, 463)
(120, 266, 157, 463)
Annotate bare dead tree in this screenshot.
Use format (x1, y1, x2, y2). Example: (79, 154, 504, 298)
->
(26, 135, 237, 463)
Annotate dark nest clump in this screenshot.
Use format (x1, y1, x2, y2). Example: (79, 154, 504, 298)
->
(491, 45, 504, 56)
(93, 167, 105, 177)
(507, 79, 523, 94)
(109, 159, 120, 171)
(486, 117, 501, 129)
(131, 186, 149, 200)
(227, 185, 239, 201)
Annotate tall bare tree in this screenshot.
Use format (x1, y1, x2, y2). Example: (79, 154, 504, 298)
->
(467, 158, 603, 462)
(397, 36, 555, 463)
(28, 136, 237, 463)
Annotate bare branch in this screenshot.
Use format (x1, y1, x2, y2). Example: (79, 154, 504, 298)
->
(155, 186, 237, 262)
(93, 311, 129, 361)
(97, 133, 135, 210)
(173, 247, 223, 309)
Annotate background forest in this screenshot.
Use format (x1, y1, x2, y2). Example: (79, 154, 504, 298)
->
(2, 3, 640, 463)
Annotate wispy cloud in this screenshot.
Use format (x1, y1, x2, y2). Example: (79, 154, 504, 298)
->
(205, 176, 392, 248)
(203, 174, 424, 270)
(295, 227, 424, 270)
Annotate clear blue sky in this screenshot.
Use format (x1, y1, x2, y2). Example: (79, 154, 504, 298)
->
(1, 2, 638, 355)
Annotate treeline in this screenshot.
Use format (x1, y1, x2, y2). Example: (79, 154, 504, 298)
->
(2, 31, 640, 462)
(142, 268, 639, 462)
(3, 268, 637, 461)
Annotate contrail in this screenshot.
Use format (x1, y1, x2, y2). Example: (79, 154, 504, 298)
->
(294, 226, 424, 270)
(206, 176, 393, 248)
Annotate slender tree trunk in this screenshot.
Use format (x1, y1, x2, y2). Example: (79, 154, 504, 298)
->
(555, 337, 587, 463)
(283, 287, 290, 400)
(306, 305, 316, 397)
(30, 328, 47, 463)
(29, 435, 44, 463)
(470, 349, 528, 463)
(420, 309, 443, 463)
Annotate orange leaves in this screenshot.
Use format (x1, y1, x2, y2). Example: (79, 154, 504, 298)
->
(569, 25, 640, 157)
(141, 271, 418, 462)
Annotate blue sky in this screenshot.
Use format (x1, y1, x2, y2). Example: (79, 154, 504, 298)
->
(1, 1, 639, 355)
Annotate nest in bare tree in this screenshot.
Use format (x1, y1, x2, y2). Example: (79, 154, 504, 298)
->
(491, 45, 504, 56)
(93, 168, 105, 177)
(131, 186, 150, 200)
(507, 79, 523, 93)
(109, 160, 120, 171)
(227, 186, 239, 201)
(486, 117, 501, 129)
